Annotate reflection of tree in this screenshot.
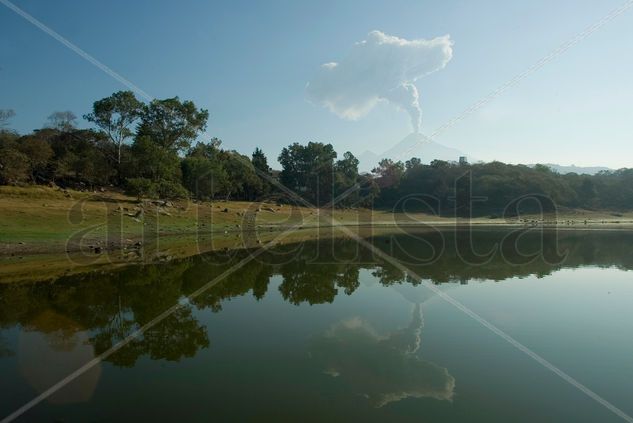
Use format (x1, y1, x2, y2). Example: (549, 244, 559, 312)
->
(93, 306, 208, 367)
(371, 229, 633, 284)
(277, 239, 364, 305)
(186, 259, 274, 312)
(22, 310, 83, 352)
(2, 229, 633, 368)
(278, 260, 360, 306)
(0, 261, 211, 367)
(279, 264, 339, 305)
(0, 333, 13, 357)
(371, 262, 406, 285)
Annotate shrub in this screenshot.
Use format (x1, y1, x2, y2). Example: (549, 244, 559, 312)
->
(156, 180, 189, 199)
(125, 177, 157, 199)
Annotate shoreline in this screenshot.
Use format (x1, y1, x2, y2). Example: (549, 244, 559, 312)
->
(3, 222, 633, 284)
(3, 185, 633, 283)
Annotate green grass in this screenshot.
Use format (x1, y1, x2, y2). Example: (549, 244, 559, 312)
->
(2, 184, 633, 255)
(3, 185, 633, 283)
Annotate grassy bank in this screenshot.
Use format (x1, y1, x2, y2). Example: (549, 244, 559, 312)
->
(2, 185, 633, 283)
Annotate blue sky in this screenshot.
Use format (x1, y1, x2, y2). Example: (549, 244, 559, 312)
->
(1, 0, 632, 168)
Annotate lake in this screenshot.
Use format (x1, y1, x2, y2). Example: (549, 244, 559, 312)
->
(2, 228, 633, 422)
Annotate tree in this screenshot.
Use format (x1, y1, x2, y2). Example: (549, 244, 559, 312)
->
(218, 150, 262, 200)
(83, 91, 143, 169)
(136, 97, 208, 153)
(130, 136, 182, 183)
(334, 151, 360, 206)
(251, 148, 271, 175)
(49, 129, 114, 186)
(405, 157, 422, 171)
(47, 111, 77, 132)
(372, 158, 404, 188)
(17, 134, 54, 182)
(336, 151, 359, 180)
(0, 132, 28, 184)
(252, 147, 273, 195)
(279, 142, 337, 206)
(181, 156, 227, 200)
(0, 109, 15, 129)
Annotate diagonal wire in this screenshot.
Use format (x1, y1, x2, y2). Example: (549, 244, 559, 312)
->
(0, 156, 362, 423)
(2, 1, 632, 420)
(0, 190, 358, 423)
(0, 0, 153, 101)
(252, 169, 633, 423)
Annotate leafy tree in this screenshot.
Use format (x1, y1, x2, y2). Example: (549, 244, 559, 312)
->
(334, 151, 360, 206)
(16, 134, 54, 182)
(357, 173, 380, 207)
(182, 141, 262, 200)
(47, 111, 77, 132)
(129, 136, 182, 184)
(372, 159, 404, 188)
(0, 109, 15, 129)
(372, 159, 404, 207)
(251, 147, 274, 195)
(49, 129, 114, 186)
(0, 132, 28, 184)
(279, 142, 337, 206)
(405, 157, 422, 171)
(126, 177, 157, 199)
(136, 97, 208, 153)
(336, 151, 359, 180)
(83, 91, 143, 170)
(251, 147, 271, 174)
(181, 156, 227, 200)
(217, 150, 262, 200)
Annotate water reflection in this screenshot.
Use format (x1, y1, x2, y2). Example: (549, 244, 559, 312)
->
(18, 310, 101, 404)
(1, 229, 632, 372)
(311, 284, 455, 407)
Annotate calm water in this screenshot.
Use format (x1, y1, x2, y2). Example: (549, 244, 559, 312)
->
(2, 228, 633, 422)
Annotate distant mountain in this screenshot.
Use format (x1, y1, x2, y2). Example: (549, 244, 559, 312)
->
(532, 163, 613, 175)
(358, 133, 467, 172)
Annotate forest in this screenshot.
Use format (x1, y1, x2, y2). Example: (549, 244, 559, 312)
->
(2, 91, 633, 217)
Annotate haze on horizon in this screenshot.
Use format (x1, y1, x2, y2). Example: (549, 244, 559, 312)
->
(1, 0, 632, 168)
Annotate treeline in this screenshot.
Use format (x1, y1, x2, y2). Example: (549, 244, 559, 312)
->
(371, 159, 633, 215)
(1, 91, 633, 215)
(0, 92, 268, 200)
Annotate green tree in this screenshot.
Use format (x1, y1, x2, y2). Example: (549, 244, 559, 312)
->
(334, 151, 360, 206)
(130, 136, 182, 183)
(218, 150, 263, 200)
(83, 91, 144, 171)
(278, 142, 337, 206)
(372, 159, 405, 188)
(49, 129, 114, 186)
(136, 97, 208, 153)
(405, 157, 422, 171)
(16, 134, 54, 183)
(252, 147, 273, 195)
(251, 147, 271, 174)
(181, 156, 227, 200)
(0, 131, 28, 184)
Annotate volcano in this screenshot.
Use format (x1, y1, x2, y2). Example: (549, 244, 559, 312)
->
(358, 133, 468, 172)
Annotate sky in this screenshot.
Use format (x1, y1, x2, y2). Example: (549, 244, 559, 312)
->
(1, 0, 632, 168)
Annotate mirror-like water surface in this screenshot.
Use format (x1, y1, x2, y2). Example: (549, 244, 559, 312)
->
(2, 229, 633, 422)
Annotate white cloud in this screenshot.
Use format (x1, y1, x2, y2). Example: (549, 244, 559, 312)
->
(306, 30, 453, 133)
